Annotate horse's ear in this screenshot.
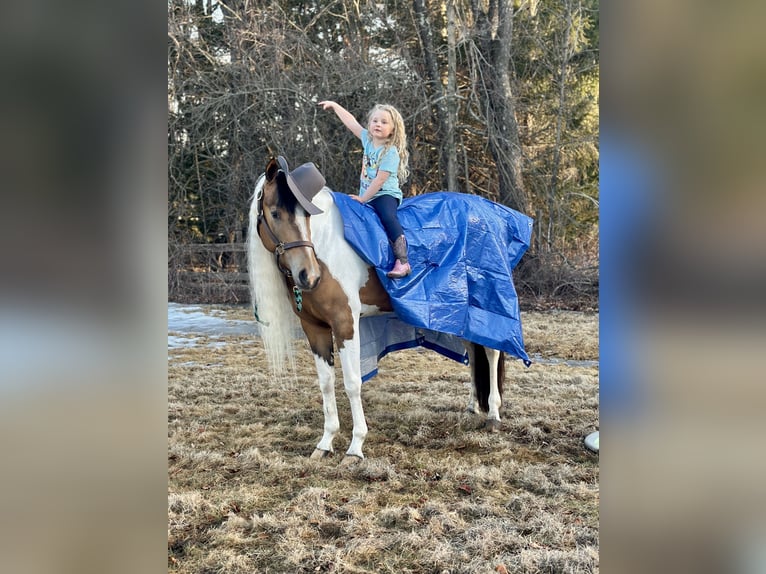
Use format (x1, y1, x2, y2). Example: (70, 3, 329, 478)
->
(265, 157, 279, 182)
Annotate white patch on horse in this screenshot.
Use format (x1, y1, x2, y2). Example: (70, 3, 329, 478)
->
(485, 347, 503, 422)
(313, 352, 339, 453)
(295, 209, 310, 237)
(311, 190, 385, 318)
(285, 209, 320, 284)
(337, 335, 367, 458)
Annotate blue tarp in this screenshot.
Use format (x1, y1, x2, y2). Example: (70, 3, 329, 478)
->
(358, 313, 470, 382)
(333, 192, 533, 365)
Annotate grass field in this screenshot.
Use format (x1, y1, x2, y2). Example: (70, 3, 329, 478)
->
(168, 306, 599, 573)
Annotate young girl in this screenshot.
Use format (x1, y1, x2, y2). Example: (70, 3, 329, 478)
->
(319, 100, 412, 278)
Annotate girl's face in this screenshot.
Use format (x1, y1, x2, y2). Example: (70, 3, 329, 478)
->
(369, 110, 394, 141)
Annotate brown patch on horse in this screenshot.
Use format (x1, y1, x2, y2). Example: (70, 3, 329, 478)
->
(300, 320, 334, 366)
(359, 267, 393, 312)
(258, 167, 321, 289)
(265, 157, 279, 181)
(289, 260, 355, 351)
(257, 216, 278, 252)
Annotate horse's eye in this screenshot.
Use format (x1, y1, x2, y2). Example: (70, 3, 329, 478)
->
(270, 209, 280, 220)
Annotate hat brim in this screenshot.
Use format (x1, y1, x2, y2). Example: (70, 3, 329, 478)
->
(276, 157, 324, 215)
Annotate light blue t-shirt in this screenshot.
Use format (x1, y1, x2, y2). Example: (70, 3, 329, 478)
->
(359, 128, 402, 202)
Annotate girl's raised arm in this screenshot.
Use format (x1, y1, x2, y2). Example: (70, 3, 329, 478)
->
(318, 100, 363, 139)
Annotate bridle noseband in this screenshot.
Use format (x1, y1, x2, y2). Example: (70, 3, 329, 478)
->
(256, 188, 316, 278)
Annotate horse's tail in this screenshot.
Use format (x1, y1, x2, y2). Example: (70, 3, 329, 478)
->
(247, 175, 300, 376)
(470, 343, 505, 413)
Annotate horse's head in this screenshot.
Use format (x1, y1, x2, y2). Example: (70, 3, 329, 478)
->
(256, 157, 323, 290)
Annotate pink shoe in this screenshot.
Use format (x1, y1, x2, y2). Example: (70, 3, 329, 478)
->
(386, 259, 411, 278)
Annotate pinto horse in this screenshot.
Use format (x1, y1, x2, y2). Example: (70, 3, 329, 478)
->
(247, 158, 505, 463)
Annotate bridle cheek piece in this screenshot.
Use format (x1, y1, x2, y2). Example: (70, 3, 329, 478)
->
(257, 205, 316, 279)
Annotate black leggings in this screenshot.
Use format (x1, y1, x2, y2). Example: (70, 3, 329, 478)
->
(368, 194, 404, 243)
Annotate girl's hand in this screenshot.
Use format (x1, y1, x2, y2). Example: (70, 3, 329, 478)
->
(351, 195, 364, 203)
(318, 101, 363, 137)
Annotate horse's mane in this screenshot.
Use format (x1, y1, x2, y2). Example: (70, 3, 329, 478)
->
(247, 174, 301, 376)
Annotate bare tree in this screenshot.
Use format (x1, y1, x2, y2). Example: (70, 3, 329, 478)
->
(412, 0, 460, 191)
(468, 0, 528, 213)
(168, 0, 599, 304)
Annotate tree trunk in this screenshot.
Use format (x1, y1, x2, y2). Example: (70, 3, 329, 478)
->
(445, 0, 459, 191)
(470, 0, 527, 213)
(547, 0, 575, 251)
(412, 0, 458, 191)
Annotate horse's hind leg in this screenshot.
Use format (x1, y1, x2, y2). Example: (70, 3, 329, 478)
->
(463, 343, 482, 414)
(483, 347, 503, 431)
(464, 342, 504, 431)
(304, 324, 339, 459)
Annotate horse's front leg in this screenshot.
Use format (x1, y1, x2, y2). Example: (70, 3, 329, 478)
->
(337, 330, 367, 462)
(303, 322, 339, 459)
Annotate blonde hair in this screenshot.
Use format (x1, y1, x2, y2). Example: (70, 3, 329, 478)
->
(366, 104, 410, 183)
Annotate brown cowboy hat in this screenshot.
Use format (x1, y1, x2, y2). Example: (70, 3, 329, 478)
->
(276, 156, 325, 215)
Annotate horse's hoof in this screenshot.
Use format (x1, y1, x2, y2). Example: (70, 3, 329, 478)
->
(484, 419, 501, 433)
(310, 448, 332, 460)
(340, 455, 363, 466)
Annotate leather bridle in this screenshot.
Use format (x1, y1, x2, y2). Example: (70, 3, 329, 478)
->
(256, 189, 316, 278)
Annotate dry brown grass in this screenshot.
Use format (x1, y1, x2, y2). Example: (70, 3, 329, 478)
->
(169, 307, 599, 573)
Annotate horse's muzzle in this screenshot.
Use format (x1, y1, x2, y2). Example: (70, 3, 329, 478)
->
(297, 269, 321, 291)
